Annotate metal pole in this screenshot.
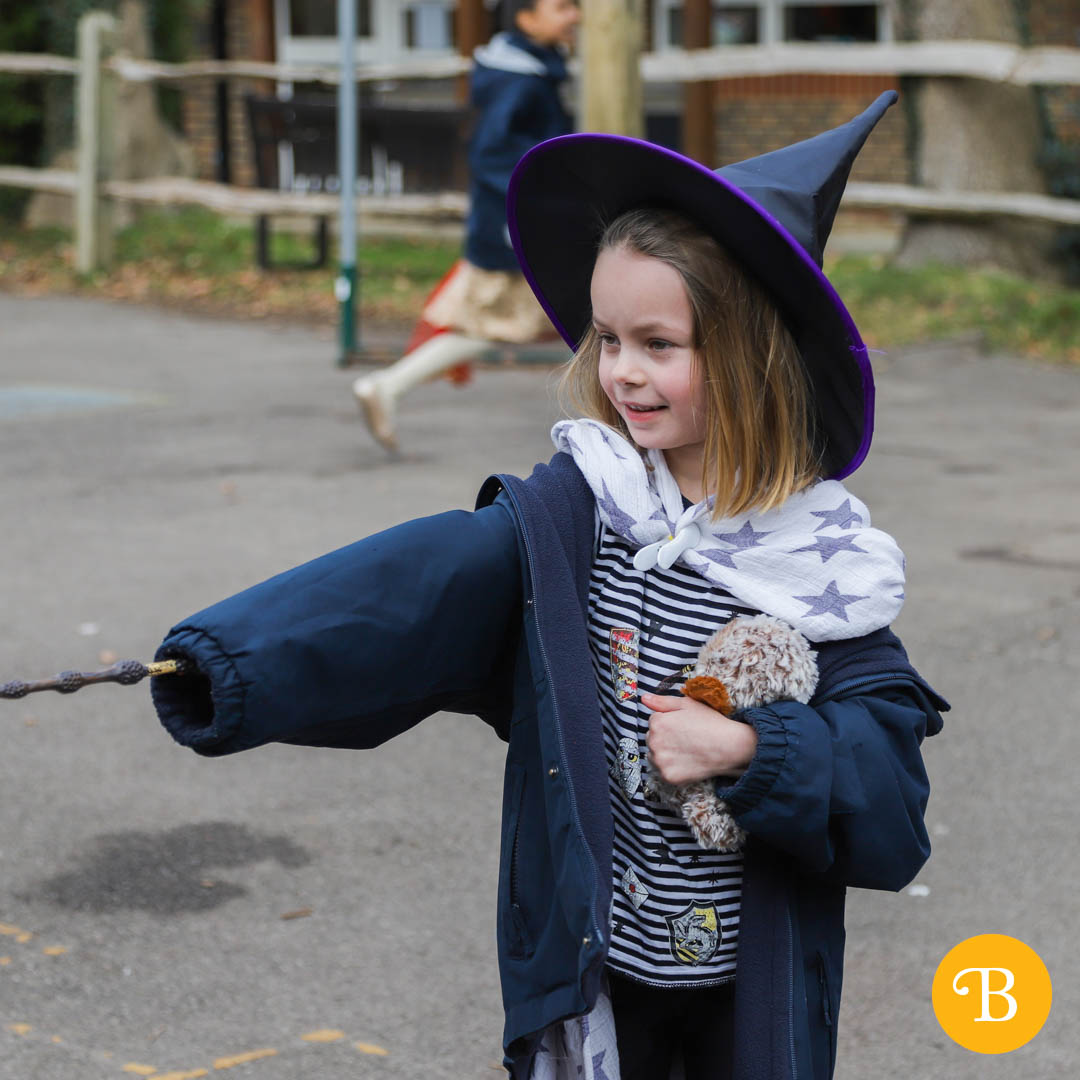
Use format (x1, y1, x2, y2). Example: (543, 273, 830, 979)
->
(336, 0, 358, 365)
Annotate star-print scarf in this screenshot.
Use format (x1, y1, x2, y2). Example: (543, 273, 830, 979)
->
(552, 418, 905, 643)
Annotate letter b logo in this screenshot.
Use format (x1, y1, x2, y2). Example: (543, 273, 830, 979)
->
(933, 935, 1052, 1053)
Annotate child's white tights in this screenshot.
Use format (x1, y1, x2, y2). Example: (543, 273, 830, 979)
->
(352, 332, 489, 451)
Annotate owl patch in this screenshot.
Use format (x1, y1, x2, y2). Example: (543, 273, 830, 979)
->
(610, 737, 642, 800)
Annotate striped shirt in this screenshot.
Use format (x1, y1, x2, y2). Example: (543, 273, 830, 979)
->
(589, 520, 759, 987)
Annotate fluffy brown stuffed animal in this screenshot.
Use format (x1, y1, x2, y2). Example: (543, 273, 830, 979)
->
(650, 614, 819, 852)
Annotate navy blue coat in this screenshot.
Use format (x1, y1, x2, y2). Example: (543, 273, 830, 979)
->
(151, 454, 946, 1080)
(465, 32, 573, 271)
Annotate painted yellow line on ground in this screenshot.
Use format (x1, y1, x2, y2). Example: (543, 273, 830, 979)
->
(212, 1047, 278, 1069)
(153, 1071, 208, 1080)
(355, 1041, 390, 1056)
(300, 1029, 345, 1043)
(0, 957, 10, 966)
(8, 1022, 31, 1035)
(42, 946, 68, 956)
(122, 1065, 157, 1076)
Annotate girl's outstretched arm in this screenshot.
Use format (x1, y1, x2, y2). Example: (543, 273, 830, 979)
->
(713, 674, 945, 892)
(151, 499, 522, 756)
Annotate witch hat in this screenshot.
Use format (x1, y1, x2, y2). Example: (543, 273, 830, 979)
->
(506, 91, 897, 479)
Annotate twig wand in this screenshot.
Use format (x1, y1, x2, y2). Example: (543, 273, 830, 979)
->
(1, 659, 192, 700)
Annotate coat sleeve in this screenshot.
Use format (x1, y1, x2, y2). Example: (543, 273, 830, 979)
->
(150, 500, 522, 756)
(714, 678, 944, 891)
(469, 80, 546, 199)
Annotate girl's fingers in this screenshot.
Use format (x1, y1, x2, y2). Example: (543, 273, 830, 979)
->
(640, 691, 682, 711)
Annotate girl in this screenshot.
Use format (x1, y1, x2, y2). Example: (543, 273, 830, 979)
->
(152, 92, 946, 1080)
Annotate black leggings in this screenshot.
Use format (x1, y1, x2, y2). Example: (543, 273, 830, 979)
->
(608, 971, 735, 1080)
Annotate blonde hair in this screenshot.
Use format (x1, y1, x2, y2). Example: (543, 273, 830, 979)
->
(559, 207, 822, 518)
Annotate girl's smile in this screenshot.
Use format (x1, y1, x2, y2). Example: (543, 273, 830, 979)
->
(591, 245, 708, 498)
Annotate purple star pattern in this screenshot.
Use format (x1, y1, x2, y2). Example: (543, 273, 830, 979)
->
(592, 1049, 612, 1080)
(715, 521, 772, 549)
(791, 534, 867, 562)
(793, 579, 869, 621)
(810, 498, 862, 532)
(597, 427, 628, 459)
(598, 480, 639, 537)
(698, 547, 739, 570)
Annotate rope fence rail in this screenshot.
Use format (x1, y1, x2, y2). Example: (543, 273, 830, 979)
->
(2, 40, 1079, 85)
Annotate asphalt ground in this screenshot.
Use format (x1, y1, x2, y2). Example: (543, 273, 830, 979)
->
(0, 292, 1078, 1079)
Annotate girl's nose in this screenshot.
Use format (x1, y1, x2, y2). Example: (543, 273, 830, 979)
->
(611, 350, 646, 385)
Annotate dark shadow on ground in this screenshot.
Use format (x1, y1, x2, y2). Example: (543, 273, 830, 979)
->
(19, 822, 312, 915)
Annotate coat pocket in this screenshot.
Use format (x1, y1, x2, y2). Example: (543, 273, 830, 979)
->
(816, 951, 836, 1075)
(504, 763, 534, 960)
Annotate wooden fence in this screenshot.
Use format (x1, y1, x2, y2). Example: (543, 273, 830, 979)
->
(2, 18, 1080, 273)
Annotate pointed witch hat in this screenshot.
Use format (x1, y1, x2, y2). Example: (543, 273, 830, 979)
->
(506, 91, 897, 480)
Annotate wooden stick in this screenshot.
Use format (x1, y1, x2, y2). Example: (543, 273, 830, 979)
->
(0, 659, 192, 700)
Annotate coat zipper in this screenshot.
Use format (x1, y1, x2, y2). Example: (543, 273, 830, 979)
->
(815, 671, 918, 705)
(785, 905, 798, 1080)
(497, 477, 605, 954)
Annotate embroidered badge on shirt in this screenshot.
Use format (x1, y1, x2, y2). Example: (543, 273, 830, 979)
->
(609, 627, 640, 702)
(610, 737, 642, 800)
(620, 866, 650, 910)
(666, 901, 721, 966)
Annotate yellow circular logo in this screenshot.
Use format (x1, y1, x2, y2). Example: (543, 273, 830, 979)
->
(932, 934, 1052, 1054)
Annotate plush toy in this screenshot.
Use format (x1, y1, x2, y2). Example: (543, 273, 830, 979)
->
(650, 614, 819, 852)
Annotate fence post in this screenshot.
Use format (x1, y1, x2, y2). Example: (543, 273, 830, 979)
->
(75, 11, 117, 274)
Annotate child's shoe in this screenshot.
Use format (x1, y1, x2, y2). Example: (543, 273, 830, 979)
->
(353, 376, 398, 452)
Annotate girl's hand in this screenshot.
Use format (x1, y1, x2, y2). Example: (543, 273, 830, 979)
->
(642, 691, 758, 785)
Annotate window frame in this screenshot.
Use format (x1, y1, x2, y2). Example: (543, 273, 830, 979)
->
(651, 0, 894, 52)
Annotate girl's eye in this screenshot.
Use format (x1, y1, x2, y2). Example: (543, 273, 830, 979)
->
(598, 332, 618, 347)
(650, 339, 673, 352)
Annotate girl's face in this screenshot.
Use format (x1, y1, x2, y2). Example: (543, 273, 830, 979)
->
(592, 245, 708, 487)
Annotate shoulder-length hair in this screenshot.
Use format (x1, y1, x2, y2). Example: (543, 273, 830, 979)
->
(559, 207, 823, 518)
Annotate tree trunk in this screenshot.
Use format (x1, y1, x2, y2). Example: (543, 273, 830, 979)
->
(27, 0, 194, 229)
(581, 0, 644, 136)
(896, 0, 1057, 278)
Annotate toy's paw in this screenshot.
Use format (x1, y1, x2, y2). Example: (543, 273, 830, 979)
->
(682, 675, 733, 714)
(682, 792, 746, 853)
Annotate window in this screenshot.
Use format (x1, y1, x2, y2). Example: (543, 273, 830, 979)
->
(784, 4, 878, 43)
(655, 0, 889, 50)
(667, 5, 760, 47)
(289, 0, 373, 38)
(403, 2, 456, 50)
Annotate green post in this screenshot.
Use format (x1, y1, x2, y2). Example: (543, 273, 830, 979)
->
(336, 0, 358, 365)
(335, 263, 357, 364)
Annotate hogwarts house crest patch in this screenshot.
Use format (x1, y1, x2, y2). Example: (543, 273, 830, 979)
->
(666, 901, 721, 966)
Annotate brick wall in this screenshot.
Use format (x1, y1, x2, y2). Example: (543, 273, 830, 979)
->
(711, 75, 906, 181)
(182, 0, 273, 187)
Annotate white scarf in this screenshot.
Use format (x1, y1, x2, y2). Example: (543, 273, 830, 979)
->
(553, 419, 905, 643)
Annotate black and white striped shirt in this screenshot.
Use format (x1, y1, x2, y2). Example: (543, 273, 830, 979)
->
(589, 521, 759, 987)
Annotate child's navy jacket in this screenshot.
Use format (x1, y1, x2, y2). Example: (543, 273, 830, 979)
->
(465, 31, 572, 271)
(152, 454, 947, 1080)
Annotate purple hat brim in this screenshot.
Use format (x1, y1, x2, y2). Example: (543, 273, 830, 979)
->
(506, 133, 874, 480)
